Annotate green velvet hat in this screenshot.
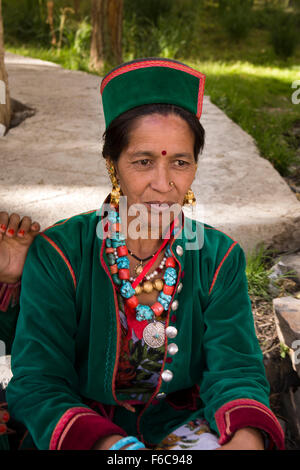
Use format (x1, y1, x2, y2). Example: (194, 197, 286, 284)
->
(100, 57, 206, 129)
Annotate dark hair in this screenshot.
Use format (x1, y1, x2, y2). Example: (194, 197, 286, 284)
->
(102, 103, 205, 163)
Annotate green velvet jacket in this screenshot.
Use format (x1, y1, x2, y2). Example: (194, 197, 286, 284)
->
(0, 197, 285, 450)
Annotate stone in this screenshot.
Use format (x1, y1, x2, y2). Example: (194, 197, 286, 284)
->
(271, 252, 300, 286)
(273, 296, 300, 377)
(282, 387, 300, 448)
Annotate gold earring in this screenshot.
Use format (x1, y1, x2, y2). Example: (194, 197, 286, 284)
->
(183, 188, 196, 206)
(106, 159, 122, 207)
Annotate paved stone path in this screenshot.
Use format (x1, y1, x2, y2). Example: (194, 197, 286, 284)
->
(1, 52, 300, 254)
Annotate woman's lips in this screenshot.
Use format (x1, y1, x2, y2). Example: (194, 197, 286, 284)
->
(144, 202, 174, 212)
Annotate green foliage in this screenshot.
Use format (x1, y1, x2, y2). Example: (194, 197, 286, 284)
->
(124, 0, 173, 26)
(280, 342, 290, 358)
(217, 0, 254, 40)
(245, 242, 299, 300)
(73, 19, 92, 57)
(123, 1, 197, 60)
(245, 243, 275, 300)
(268, 8, 299, 58)
(2, 0, 50, 45)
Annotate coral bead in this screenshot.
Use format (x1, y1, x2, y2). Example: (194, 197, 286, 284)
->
(151, 302, 164, 317)
(166, 257, 176, 268)
(117, 245, 128, 257)
(118, 268, 130, 280)
(110, 264, 118, 274)
(126, 295, 139, 309)
(163, 284, 174, 295)
(105, 247, 114, 254)
(111, 222, 121, 232)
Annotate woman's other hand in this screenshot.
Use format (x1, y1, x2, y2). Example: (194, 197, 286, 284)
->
(92, 434, 149, 450)
(0, 212, 40, 284)
(215, 427, 265, 450)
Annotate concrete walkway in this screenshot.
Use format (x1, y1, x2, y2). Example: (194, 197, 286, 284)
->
(1, 52, 300, 255)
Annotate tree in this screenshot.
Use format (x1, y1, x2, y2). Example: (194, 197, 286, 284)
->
(90, 0, 123, 72)
(0, 0, 11, 137)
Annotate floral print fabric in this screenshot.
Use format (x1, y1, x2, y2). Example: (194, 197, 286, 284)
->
(154, 419, 221, 450)
(115, 291, 166, 403)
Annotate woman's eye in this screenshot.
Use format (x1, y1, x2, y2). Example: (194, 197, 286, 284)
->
(135, 159, 151, 166)
(175, 160, 189, 167)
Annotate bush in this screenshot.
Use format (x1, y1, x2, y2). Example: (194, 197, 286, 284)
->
(73, 19, 92, 57)
(218, 0, 254, 41)
(124, 0, 173, 26)
(268, 8, 298, 58)
(2, 0, 50, 45)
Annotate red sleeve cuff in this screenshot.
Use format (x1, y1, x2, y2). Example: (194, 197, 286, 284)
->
(49, 406, 127, 450)
(214, 398, 285, 450)
(0, 281, 21, 312)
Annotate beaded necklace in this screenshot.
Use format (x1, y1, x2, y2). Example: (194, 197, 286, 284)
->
(105, 205, 179, 348)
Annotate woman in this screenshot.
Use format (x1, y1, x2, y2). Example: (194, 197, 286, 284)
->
(0, 58, 284, 450)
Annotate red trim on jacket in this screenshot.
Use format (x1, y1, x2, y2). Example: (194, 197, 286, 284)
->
(49, 406, 127, 450)
(39, 233, 77, 290)
(208, 241, 237, 295)
(214, 398, 285, 450)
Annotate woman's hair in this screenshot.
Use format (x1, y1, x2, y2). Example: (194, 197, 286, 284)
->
(102, 103, 205, 163)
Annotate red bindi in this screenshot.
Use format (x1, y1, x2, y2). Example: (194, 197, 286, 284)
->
(161, 150, 167, 155)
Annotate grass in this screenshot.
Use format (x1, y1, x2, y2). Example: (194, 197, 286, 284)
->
(245, 243, 276, 300)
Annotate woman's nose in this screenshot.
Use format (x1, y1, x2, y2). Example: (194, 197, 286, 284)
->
(151, 166, 172, 193)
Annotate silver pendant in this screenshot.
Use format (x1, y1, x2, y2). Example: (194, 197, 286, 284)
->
(143, 321, 165, 348)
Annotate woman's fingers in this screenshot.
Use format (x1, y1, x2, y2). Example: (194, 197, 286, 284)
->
(0, 213, 41, 238)
(5, 213, 21, 238)
(16, 216, 32, 237)
(0, 211, 9, 233)
(0, 410, 9, 423)
(31, 221, 40, 233)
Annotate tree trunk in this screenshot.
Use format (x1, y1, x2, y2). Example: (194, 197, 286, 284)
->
(47, 1, 57, 47)
(73, 0, 81, 18)
(0, 0, 11, 136)
(90, 0, 123, 73)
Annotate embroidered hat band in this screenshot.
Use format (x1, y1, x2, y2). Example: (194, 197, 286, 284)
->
(100, 57, 206, 130)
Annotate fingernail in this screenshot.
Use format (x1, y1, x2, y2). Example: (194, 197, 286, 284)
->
(18, 230, 25, 237)
(7, 228, 15, 235)
(1, 411, 9, 423)
(0, 423, 7, 435)
(0, 224, 6, 232)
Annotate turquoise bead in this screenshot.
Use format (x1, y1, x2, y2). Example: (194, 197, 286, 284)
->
(112, 274, 122, 286)
(136, 305, 154, 321)
(165, 245, 172, 258)
(111, 231, 126, 241)
(158, 292, 172, 310)
(164, 267, 177, 286)
(120, 281, 135, 299)
(116, 256, 130, 269)
(107, 253, 115, 266)
(112, 239, 126, 248)
(108, 211, 120, 223)
(105, 238, 112, 248)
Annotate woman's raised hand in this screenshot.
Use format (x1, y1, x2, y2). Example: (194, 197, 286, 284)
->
(0, 212, 41, 284)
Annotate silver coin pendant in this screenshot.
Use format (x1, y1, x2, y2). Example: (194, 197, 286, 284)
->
(143, 321, 165, 348)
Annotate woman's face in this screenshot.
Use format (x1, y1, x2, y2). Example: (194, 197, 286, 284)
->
(113, 113, 197, 233)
